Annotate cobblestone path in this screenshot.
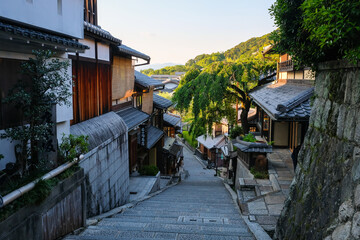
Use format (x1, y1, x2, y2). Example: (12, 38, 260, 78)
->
(66, 144, 254, 240)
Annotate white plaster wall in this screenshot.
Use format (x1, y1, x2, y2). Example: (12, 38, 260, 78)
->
(69, 38, 96, 59)
(97, 42, 109, 62)
(0, 0, 83, 39)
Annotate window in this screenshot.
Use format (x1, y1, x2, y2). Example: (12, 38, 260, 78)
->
(57, 0, 62, 15)
(136, 95, 142, 109)
(84, 0, 97, 25)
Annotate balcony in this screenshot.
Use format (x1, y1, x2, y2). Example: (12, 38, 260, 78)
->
(279, 59, 293, 72)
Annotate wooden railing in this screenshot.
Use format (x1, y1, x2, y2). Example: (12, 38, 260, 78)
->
(279, 59, 293, 72)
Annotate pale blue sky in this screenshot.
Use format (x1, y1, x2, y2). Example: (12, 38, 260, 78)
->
(98, 0, 276, 65)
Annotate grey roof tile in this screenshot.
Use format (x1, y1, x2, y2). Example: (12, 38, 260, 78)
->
(163, 113, 181, 127)
(135, 71, 164, 89)
(0, 21, 89, 51)
(153, 94, 173, 109)
(233, 142, 272, 153)
(250, 82, 313, 120)
(146, 125, 164, 149)
(196, 135, 225, 149)
(116, 107, 149, 131)
(84, 21, 121, 44)
(116, 44, 150, 61)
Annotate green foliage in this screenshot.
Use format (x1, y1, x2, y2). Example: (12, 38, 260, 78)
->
(0, 165, 79, 221)
(250, 167, 269, 179)
(0, 50, 71, 176)
(229, 126, 243, 139)
(59, 134, 89, 163)
(0, 154, 3, 161)
(139, 165, 159, 176)
(270, 0, 360, 67)
(242, 133, 257, 142)
(182, 131, 198, 148)
(173, 60, 275, 136)
(141, 65, 187, 76)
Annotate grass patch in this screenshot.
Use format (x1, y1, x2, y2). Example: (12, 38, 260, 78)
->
(182, 131, 198, 148)
(0, 164, 80, 222)
(250, 167, 269, 179)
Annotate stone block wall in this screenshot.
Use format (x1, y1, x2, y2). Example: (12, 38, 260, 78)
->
(275, 61, 360, 239)
(79, 132, 129, 217)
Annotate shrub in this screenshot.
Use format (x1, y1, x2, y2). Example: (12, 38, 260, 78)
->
(243, 133, 256, 143)
(139, 165, 159, 176)
(229, 126, 243, 139)
(250, 167, 269, 179)
(59, 134, 89, 163)
(270, 0, 360, 67)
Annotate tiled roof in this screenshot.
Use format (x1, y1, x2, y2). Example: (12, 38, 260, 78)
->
(153, 94, 173, 110)
(116, 107, 149, 131)
(116, 44, 150, 61)
(163, 137, 183, 159)
(84, 21, 121, 45)
(250, 81, 313, 120)
(146, 125, 164, 149)
(135, 71, 164, 89)
(163, 113, 181, 127)
(233, 140, 272, 153)
(0, 21, 89, 52)
(196, 135, 225, 149)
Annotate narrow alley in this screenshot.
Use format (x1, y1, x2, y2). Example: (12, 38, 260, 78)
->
(65, 145, 255, 240)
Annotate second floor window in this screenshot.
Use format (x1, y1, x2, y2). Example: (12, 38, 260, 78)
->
(84, 0, 97, 25)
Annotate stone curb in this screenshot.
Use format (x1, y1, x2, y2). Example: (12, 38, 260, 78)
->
(223, 181, 272, 240)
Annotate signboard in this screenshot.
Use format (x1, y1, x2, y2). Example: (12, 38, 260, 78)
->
(139, 124, 147, 147)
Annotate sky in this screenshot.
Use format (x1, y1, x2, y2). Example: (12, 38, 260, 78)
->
(98, 0, 277, 66)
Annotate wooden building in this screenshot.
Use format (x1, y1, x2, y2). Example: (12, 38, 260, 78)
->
(196, 135, 226, 167)
(249, 48, 314, 151)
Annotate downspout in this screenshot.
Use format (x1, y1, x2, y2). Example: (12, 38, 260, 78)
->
(0, 155, 84, 208)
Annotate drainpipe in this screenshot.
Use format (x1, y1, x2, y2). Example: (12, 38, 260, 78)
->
(0, 154, 84, 208)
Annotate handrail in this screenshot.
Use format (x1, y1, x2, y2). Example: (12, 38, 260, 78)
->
(0, 155, 84, 208)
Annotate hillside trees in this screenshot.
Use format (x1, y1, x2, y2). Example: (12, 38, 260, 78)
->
(173, 61, 275, 136)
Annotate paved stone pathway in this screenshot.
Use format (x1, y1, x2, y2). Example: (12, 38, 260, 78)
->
(66, 144, 254, 240)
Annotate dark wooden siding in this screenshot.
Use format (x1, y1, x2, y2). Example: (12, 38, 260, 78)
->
(0, 58, 28, 130)
(84, 0, 97, 25)
(72, 60, 111, 124)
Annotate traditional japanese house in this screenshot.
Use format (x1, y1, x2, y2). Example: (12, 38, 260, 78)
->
(112, 45, 152, 174)
(153, 94, 183, 174)
(0, 0, 87, 170)
(163, 113, 182, 138)
(196, 135, 226, 167)
(133, 71, 166, 170)
(250, 47, 314, 151)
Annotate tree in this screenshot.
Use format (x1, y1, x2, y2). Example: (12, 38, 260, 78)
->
(173, 61, 275, 136)
(1, 50, 71, 176)
(270, 0, 360, 67)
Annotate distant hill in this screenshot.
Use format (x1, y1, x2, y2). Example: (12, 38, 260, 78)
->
(135, 62, 181, 71)
(141, 32, 273, 75)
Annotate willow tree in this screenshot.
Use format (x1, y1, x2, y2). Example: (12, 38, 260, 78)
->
(173, 60, 275, 136)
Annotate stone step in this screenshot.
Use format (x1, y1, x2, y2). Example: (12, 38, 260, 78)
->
(102, 217, 246, 228)
(122, 207, 238, 214)
(78, 223, 252, 237)
(65, 233, 252, 240)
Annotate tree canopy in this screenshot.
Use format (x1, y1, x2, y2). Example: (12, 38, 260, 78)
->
(270, 0, 360, 67)
(173, 60, 275, 137)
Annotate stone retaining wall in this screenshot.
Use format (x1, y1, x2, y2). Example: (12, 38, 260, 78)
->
(79, 132, 129, 217)
(275, 61, 360, 239)
(0, 169, 85, 240)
